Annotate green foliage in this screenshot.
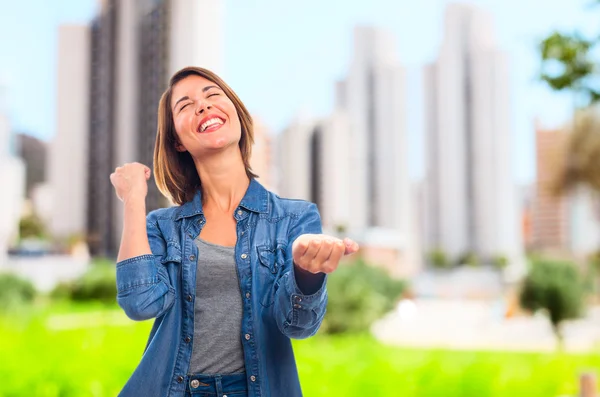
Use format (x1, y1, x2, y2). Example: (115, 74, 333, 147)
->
(456, 251, 480, 267)
(321, 259, 406, 334)
(492, 254, 509, 270)
(427, 248, 451, 269)
(1, 304, 599, 397)
(539, 31, 599, 104)
(51, 259, 117, 304)
(19, 214, 48, 240)
(519, 259, 585, 346)
(0, 273, 36, 312)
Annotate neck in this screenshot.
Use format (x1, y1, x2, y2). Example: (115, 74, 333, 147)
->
(193, 147, 250, 214)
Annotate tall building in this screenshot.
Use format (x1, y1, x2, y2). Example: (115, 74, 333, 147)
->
(15, 133, 47, 198)
(278, 112, 352, 232)
(531, 121, 600, 256)
(336, 26, 410, 234)
(423, 4, 523, 268)
(0, 86, 26, 263)
(531, 123, 570, 251)
(250, 117, 274, 191)
(81, 0, 223, 256)
(49, 24, 90, 242)
(87, 3, 118, 256)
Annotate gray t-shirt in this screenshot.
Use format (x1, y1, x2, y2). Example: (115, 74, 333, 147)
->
(189, 238, 245, 375)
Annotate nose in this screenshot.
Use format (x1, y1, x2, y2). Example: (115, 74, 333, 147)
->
(195, 102, 211, 115)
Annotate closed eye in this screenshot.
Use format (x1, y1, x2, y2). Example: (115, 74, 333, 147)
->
(208, 93, 220, 98)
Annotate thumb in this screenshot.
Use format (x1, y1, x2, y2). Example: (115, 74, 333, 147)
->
(343, 238, 359, 255)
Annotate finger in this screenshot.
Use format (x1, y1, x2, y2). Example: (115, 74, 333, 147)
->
(313, 239, 335, 266)
(323, 241, 345, 273)
(292, 238, 310, 264)
(302, 239, 322, 262)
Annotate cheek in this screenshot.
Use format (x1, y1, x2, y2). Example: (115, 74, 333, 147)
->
(173, 114, 193, 137)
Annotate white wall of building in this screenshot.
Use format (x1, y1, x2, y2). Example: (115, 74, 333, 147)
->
(169, 0, 224, 77)
(49, 25, 90, 240)
(424, 4, 523, 267)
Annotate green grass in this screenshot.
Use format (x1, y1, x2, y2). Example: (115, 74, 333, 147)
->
(0, 302, 598, 397)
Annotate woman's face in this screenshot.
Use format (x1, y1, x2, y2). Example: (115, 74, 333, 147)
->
(170, 75, 241, 156)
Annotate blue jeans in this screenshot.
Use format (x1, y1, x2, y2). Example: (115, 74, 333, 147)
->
(184, 373, 248, 397)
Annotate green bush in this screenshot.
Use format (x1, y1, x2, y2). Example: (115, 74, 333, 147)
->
(321, 259, 406, 334)
(491, 254, 509, 270)
(456, 251, 480, 267)
(19, 213, 48, 240)
(427, 248, 451, 269)
(519, 259, 585, 348)
(52, 259, 117, 304)
(0, 273, 36, 311)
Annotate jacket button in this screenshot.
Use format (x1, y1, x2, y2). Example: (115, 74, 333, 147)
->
(186, 295, 193, 302)
(191, 379, 200, 388)
(237, 210, 243, 215)
(176, 376, 184, 383)
(189, 255, 196, 261)
(246, 292, 251, 299)
(241, 253, 248, 259)
(245, 333, 251, 340)
(250, 375, 256, 382)
(184, 336, 191, 343)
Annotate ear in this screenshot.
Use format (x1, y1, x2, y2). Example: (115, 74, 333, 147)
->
(175, 142, 187, 152)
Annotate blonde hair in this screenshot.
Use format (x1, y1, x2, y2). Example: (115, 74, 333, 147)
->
(154, 67, 257, 205)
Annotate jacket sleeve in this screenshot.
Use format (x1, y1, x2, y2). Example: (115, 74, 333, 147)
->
(116, 213, 176, 321)
(273, 203, 328, 339)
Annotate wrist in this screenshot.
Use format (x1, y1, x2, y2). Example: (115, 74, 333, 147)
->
(123, 192, 146, 208)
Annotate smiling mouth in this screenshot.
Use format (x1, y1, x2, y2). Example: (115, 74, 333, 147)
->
(198, 117, 225, 133)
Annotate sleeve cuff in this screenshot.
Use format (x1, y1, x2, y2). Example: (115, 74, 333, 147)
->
(292, 265, 326, 295)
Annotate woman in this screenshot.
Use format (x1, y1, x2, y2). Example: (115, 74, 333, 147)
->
(110, 66, 359, 397)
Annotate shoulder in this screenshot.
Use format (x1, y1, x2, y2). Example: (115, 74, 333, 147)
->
(147, 206, 178, 225)
(265, 190, 319, 220)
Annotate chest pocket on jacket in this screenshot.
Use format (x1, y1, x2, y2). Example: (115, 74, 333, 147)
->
(256, 244, 286, 307)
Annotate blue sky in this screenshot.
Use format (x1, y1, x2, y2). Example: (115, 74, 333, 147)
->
(0, 0, 597, 183)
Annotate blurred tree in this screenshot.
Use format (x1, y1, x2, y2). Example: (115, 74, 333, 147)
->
(321, 259, 406, 334)
(519, 259, 584, 349)
(539, 32, 599, 106)
(539, 11, 600, 295)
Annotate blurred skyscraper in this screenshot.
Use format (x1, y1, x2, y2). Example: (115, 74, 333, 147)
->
(532, 121, 600, 256)
(0, 86, 26, 263)
(423, 4, 523, 271)
(15, 133, 47, 199)
(336, 26, 410, 234)
(278, 112, 352, 231)
(278, 26, 421, 277)
(250, 118, 274, 191)
(49, 24, 90, 244)
(51, 0, 223, 257)
(531, 122, 570, 251)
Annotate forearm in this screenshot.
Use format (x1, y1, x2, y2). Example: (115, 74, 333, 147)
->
(117, 195, 152, 263)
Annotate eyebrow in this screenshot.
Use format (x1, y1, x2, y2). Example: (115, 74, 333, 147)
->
(173, 85, 221, 110)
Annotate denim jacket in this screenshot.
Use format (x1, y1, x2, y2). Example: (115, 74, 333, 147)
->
(116, 179, 327, 397)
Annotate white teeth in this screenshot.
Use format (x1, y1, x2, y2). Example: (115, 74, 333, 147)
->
(200, 118, 223, 132)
